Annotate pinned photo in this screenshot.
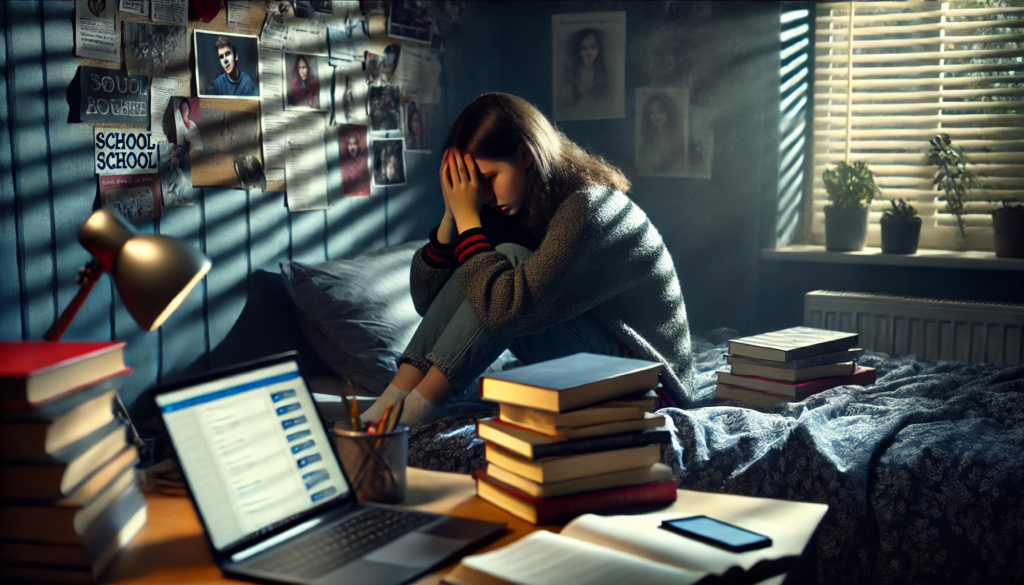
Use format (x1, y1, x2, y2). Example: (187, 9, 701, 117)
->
(159, 143, 194, 207)
(124, 22, 188, 78)
(552, 12, 626, 121)
(338, 124, 370, 196)
(194, 30, 260, 99)
(335, 60, 369, 126)
(634, 87, 688, 178)
(368, 85, 401, 134)
(403, 102, 429, 153)
(371, 138, 406, 187)
(173, 97, 203, 149)
(284, 53, 329, 112)
(99, 173, 162, 222)
(366, 44, 400, 87)
(388, 0, 431, 44)
(192, 108, 262, 188)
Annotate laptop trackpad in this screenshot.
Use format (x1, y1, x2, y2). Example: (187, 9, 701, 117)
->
(364, 532, 468, 569)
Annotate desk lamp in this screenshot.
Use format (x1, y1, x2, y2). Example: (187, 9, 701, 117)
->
(44, 208, 212, 342)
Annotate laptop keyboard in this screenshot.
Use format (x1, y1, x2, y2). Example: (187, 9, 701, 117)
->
(244, 507, 437, 580)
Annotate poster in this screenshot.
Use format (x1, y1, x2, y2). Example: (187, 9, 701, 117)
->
(337, 124, 369, 196)
(99, 173, 163, 222)
(75, 0, 120, 63)
(283, 53, 330, 112)
(159, 143, 194, 207)
(125, 23, 189, 78)
(79, 66, 149, 125)
(194, 31, 261, 99)
(403, 102, 428, 153)
(370, 138, 405, 188)
(551, 12, 626, 121)
(94, 129, 159, 176)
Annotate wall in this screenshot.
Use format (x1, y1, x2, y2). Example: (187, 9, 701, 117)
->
(0, 1, 442, 414)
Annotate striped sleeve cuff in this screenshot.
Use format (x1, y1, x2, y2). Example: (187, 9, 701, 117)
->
(422, 226, 458, 268)
(454, 228, 495, 264)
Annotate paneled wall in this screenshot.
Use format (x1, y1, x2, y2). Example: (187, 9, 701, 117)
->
(0, 2, 443, 413)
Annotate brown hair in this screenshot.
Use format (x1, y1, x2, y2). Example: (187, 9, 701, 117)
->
(214, 36, 234, 53)
(442, 92, 630, 237)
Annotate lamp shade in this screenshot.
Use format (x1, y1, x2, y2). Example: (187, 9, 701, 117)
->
(79, 209, 212, 331)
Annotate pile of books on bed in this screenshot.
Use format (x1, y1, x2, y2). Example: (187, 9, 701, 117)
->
(716, 326, 877, 406)
(473, 353, 677, 525)
(0, 341, 145, 583)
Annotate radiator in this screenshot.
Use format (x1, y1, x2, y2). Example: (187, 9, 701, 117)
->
(804, 290, 1024, 365)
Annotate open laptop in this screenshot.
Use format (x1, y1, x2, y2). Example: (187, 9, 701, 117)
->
(154, 351, 505, 584)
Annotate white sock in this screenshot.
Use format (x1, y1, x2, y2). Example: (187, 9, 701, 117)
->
(398, 390, 443, 430)
(360, 383, 410, 425)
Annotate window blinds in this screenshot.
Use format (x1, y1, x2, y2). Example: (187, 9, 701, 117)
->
(812, 1, 1024, 251)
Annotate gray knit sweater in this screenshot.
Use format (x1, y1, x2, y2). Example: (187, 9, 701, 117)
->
(408, 184, 694, 407)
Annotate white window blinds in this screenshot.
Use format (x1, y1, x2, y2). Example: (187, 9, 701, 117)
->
(812, 1, 1024, 251)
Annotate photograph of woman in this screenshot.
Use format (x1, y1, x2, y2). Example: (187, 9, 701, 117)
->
(635, 88, 687, 177)
(159, 143, 193, 207)
(174, 97, 203, 150)
(371, 138, 406, 187)
(552, 12, 625, 121)
(338, 124, 370, 196)
(404, 102, 429, 152)
(358, 92, 693, 430)
(286, 54, 323, 111)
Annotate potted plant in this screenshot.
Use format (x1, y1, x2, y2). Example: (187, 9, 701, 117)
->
(880, 198, 921, 254)
(822, 160, 878, 252)
(991, 200, 1024, 258)
(926, 133, 977, 239)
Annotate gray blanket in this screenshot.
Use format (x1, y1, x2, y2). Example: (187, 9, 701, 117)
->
(407, 329, 1024, 585)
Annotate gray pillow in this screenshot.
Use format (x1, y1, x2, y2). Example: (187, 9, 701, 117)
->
(280, 240, 427, 396)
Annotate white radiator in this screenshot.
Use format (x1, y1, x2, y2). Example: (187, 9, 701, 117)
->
(804, 290, 1024, 365)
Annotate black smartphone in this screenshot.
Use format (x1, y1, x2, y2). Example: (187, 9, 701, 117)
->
(660, 515, 772, 553)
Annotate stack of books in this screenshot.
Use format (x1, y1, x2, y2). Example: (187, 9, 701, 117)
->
(473, 353, 678, 525)
(0, 341, 146, 584)
(716, 327, 877, 406)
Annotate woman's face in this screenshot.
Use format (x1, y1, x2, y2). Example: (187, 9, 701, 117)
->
(410, 112, 422, 135)
(579, 34, 599, 68)
(347, 135, 359, 157)
(472, 147, 533, 216)
(298, 60, 309, 80)
(648, 101, 667, 130)
(180, 102, 190, 123)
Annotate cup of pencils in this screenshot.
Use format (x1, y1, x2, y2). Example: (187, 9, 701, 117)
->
(333, 397, 408, 504)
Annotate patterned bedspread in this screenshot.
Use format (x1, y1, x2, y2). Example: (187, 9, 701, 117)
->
(407, 329, 1024, 585)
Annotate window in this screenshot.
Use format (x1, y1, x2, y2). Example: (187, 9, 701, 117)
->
(812, 0, 1024, 252)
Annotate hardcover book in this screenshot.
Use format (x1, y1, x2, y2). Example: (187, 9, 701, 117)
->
(0, 341, 128, 407)
(484, 443, 663, 484)
(716, 366, 877, 400)
(726, 348, 864, 369)
(728, 327, 858, 363)
(485, 462, 674, 499)
(476, 419, 669, 460)
(728, 361, 856, 383)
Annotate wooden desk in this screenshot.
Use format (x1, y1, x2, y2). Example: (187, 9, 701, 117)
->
(102, 468, 555, 585)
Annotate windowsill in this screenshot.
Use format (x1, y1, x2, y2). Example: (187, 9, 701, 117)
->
(763, 245, 1024, 272)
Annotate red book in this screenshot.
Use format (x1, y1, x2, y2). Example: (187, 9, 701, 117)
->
(473, 469, 677, 525)
(716, 365, 876, 399)
(0, 342, 129, 408)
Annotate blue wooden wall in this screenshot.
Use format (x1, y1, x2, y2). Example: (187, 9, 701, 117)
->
(0, 1, 444, 413)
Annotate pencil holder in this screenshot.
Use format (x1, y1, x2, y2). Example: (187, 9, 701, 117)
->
(333, 426, 409, 504)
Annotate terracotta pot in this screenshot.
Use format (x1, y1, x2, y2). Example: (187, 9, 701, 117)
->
(880, 218, 921, 254)
(992, 208, 1024, 259)
(825, 206, 868, 252)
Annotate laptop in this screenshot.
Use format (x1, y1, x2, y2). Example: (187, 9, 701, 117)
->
(154, 351, 505, 584)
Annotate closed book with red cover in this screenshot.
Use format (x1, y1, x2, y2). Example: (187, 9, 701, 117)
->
(0, 341, 129, 408)
(473, 469, 677, 524)
(716, 366, 877, 399)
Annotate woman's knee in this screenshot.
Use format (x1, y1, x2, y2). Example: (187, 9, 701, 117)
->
(495, 243, 533, 266)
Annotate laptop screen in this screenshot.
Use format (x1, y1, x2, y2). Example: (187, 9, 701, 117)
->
(156, 360, 351, 551)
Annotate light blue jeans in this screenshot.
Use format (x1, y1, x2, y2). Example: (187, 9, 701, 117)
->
(400, 243, 633, 395)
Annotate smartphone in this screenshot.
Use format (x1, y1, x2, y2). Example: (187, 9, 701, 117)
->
(660, 515, 772, 552)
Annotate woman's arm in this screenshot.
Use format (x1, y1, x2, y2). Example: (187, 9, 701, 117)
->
(407, 150, 462, 315)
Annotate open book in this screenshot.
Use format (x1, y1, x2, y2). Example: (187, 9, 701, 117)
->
(443, 491, 828, 585)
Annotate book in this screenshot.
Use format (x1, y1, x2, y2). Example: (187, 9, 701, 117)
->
(716, 384, 789, 406)
(728, 360, 856, 382)
(0, 389, 116, 460)
(501, 413, 666, 441)
(480, 353, 662, 413)
(0, 487, 147, 582)
(474, 470, 678, 524)
(486, 462, 674, 499)
(0, 341, 129, 407)
(726, 348, 864, 369)
(0, 419, 126, 499)
(716, 366, 877, 399)
(0, 455, 136, 543)
(498, 397, 655, 435)
(728, 327, 858, 362)
(484, 443, 662, 483)
(444, 492, 829, 585)
(477, 418, 669, 460)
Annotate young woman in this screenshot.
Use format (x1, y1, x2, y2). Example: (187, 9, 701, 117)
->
(638, 92, 686, 175)
(361, 93, 693, 429)
(405, 103, 427, 151)
(288, 55, 319, 109)
(339, 129, 370, 196)
(175, 99, 201, 148)
(562, 28, 609, 105)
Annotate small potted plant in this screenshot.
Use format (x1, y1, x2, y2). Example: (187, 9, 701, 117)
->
(822, 160, 878, 252)
(926, 134, 977, 239)
(992, 200, 1024, 258)
(880, 198, 921, 254)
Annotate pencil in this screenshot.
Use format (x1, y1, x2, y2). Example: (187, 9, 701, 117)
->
(377, 404, 393, 434)
(387, 398, 404, 432)
(349, 394, 361, 432)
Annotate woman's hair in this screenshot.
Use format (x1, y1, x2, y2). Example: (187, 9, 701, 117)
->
(443, 92, 630, 237)
(407, 103, 420, 132)
(179, 99, 190, 115)
(292, 55, 311, 80)
(640, 93, 682, 139)
(342, 132, 362, 159)
(568, 28, 608, 101)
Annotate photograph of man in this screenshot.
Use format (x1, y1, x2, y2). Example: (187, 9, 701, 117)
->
(194, 30, 260, 99)
(371, 138, 406, 187)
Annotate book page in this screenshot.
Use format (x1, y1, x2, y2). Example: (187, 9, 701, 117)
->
(560, 492, 828, 574)
(444, 531, 703, 585)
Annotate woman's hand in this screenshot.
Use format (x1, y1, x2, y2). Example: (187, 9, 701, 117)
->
(441, 147, 484, 233)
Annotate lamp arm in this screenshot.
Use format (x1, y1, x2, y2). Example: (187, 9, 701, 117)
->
(44, 260, 105, 342)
